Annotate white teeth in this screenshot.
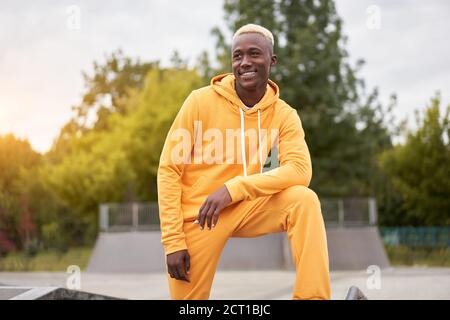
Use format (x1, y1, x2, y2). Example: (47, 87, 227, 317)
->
(242, 71, 256, 75)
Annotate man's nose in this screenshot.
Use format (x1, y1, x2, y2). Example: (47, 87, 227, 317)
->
(241, 54, 251, 67)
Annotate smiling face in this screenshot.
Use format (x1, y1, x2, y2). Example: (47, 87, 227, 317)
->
(231, 33, 277, 91)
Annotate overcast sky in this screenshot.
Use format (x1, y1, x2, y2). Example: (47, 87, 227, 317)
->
(1, 0, 449, 153)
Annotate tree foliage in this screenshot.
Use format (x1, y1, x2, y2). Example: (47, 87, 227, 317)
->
(0, 135, 41, 253)
(379, 95, 450, 226)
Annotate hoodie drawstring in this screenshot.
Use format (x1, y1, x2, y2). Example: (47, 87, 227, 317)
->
(258, 109, 263, 174)
(239, 108, 247, 177)
(239, 108, 263, 177)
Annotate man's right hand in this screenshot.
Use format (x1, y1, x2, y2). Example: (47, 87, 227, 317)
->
(166, 249, 190, 282)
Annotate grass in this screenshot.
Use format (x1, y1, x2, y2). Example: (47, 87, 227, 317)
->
(0, 247, 93, 272)
(385, 245, 450, 267)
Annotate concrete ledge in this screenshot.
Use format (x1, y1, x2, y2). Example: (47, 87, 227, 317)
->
(0, 286, 120, 300)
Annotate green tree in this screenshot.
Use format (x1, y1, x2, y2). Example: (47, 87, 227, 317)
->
(70, 49, 157, 132)
(379, 94, 450, 226)
(196, 50, 216, 85)
(48, 50, 156, 165)
(42, 126, 137, 243)
(42, 67, 203, 243)
(0, 134, 41, 250)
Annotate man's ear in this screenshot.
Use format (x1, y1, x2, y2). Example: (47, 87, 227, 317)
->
(271, 54, 278, 66)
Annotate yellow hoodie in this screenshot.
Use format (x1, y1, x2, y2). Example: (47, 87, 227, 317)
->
(157, 73, 312, 255)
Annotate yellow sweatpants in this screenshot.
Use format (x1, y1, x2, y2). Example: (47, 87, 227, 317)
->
(167, 185, 331, 300)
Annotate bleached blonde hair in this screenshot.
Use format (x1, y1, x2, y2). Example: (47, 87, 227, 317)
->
(233, 24, 274, 48)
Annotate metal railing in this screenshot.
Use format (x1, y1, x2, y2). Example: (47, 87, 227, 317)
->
(99, 197, 377, 232)
(321, 197, 377, 227)
(99, 203, 160, 232)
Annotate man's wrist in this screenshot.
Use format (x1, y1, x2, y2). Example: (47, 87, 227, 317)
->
(164, 242, 188, 256)
(224, 177, 243, 204)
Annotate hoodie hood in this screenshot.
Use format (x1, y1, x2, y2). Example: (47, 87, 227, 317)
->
(211, 73, 279, 114)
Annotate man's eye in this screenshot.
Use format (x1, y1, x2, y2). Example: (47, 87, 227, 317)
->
(251, 52, 260, 56)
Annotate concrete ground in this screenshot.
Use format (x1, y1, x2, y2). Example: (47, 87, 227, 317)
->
(1, 267, 449, 300)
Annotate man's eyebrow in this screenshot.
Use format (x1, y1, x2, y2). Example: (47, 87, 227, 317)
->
(232, 46, 264, 53)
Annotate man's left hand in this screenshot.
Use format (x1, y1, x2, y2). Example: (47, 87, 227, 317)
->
(195, 185, 232, 230)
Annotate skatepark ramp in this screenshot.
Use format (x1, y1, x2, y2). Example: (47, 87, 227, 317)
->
(326, 227, 390, 270)
(87, 199, 390, 272)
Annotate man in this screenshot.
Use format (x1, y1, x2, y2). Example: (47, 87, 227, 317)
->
(157, 24, 330, 300)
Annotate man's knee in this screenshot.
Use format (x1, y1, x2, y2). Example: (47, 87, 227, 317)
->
(280, 186, 324, 228)
(280, 185, 320, 208)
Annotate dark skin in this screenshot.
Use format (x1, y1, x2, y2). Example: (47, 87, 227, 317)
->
(232, 33, 277, 107)
(167, 32, 278, 282)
